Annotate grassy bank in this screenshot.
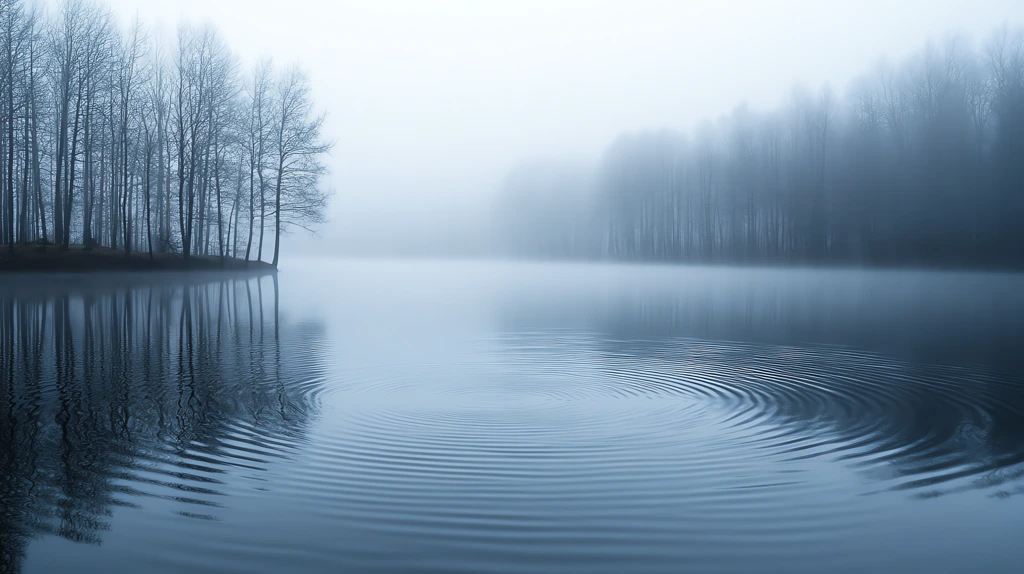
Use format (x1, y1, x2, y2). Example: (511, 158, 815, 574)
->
(0, 244, 276, 273)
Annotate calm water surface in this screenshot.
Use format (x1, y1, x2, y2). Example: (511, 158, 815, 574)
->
(2, 260, 1023, 573)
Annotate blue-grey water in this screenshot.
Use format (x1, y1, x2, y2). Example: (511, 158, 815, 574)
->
(2, 260, 1023, 573)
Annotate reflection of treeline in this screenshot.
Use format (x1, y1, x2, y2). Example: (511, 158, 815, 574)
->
(499, 27, 1024, 268)
(497, 269, 1024, 372)
(0, 276, 322, 572)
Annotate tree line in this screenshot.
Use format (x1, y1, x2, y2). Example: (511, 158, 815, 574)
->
(0, 0, 331, 266)
(498, 27, 1024, 268)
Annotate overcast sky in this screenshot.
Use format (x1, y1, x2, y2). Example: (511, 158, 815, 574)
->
(99, 0, 1024, 255)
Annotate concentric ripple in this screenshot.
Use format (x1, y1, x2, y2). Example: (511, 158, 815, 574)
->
(205, 328, 1020, 573)
(4, 264, 1024, 574)
(305, 332, 1024, 501)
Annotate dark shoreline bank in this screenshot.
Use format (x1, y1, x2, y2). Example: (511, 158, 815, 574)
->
(0, 244, 276, 273)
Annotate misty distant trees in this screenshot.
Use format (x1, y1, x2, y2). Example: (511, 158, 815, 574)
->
(499, 27, 1024, 268)
(0, 0, 331, 267)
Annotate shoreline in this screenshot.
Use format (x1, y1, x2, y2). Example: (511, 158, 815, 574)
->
(0, 244, 276, 273)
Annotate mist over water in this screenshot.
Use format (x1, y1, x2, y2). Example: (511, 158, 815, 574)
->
(3, 261, 1023, 573)
(1, 0, 1023, 572)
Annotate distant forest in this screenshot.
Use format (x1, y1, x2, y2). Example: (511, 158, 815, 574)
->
(497, 27, 1024, 268)
(0, 0, 331, 266)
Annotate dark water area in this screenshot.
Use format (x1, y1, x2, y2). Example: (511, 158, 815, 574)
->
(1, 261, 1023, 573)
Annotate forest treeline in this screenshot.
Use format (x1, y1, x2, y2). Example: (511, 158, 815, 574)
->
(498, 27, 1024, 268)
(0, 0, 331, 266)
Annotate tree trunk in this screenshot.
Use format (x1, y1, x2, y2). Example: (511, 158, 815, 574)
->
(145, 138, 153, 259)
(63, 78, 84, 249)
(272, 153, 284, 268)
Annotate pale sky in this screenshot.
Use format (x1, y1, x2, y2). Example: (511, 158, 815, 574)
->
(99, 0, 1024, 255)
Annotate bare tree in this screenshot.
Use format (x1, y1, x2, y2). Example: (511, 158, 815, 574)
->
(0, 0, 331, 266)
(269, 65, 331, 268)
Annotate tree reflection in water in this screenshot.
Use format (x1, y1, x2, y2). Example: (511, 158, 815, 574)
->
(0, 273, 323, 572)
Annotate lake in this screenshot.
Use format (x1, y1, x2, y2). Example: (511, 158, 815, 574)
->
(2, 260, 1023, 573)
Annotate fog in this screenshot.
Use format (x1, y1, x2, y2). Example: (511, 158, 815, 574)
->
(97, 0, 1024, 259)
(5, 4, 1024, 571)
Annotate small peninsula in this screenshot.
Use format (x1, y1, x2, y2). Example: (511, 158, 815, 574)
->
(0, 244, 276, 273)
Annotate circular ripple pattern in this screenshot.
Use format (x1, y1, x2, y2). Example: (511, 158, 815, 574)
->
(311, 333, 1024, 495)
(235, 331, 1024, 574)
(6, 281, 1024, 574)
